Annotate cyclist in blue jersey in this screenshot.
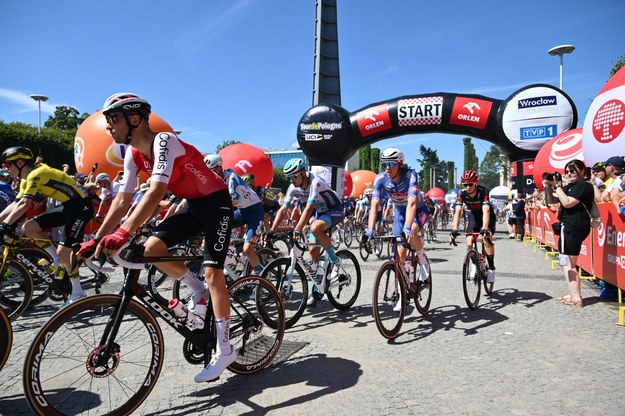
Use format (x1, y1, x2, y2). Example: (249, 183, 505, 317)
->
(269, 158, 344, 304)
(362, 147, 431, 278)
(205, 155, 265, 275)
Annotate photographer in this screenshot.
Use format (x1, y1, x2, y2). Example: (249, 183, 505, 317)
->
(542, 159, 594, 308)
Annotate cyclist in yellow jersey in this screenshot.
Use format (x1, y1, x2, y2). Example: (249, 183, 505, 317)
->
(0, 146, 94, 306)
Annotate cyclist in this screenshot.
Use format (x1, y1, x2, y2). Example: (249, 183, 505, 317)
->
(424, 197, 439, 240)
(243, 174, 280, 235)
(76, 93, 235, 383)
(0, 146, 94, 306)
(269, 158, 344, 305)
(205, 155, 265, 275)
(449, 169, 496, 283)
(363, 147, 431, 279)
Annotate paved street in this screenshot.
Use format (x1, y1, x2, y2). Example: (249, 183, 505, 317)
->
(1, 230, 624, 415)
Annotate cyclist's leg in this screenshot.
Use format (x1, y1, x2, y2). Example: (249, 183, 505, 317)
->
(22, 208, 63, 265)
(60, 198, 94, 299)
(393, 207, 408, 264)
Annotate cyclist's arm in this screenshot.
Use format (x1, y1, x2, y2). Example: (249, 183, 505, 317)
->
(95, 191, 135, 238)
(2, 197, 32, 226)
(119, 181, 169, 235)
(404, 196, 416, 229)
(270, 204, 289, 232)
(367, 199, 379, 231)
(452, 204, 462, 231)
(0, 200, 19, 223)
(481, 203, 491, 230)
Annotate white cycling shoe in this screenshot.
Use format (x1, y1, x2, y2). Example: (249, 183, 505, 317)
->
(194, 346, 237, 383)
(60, 292, 86, 309)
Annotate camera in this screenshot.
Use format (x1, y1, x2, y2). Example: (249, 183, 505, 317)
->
(542, 171, 562, 182)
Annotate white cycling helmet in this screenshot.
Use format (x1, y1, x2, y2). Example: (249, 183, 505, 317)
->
(364, 188, 373, 196)
(380, 147, 405, 165)
(204, 154, 223, 169)
(102, 92, 151, 117)
(95, 173, 110, 181)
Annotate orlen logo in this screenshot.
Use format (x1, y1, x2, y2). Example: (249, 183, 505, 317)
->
(235, 160, 253, 173)
(592, 99, 624, 144)
(449, 97, 492, 129)
(548, 131, 583, 168)
(596, 222, 607, 247)
(357, 103, 391, 137)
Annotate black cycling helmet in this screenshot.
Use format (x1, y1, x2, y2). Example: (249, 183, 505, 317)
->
(102, 92, 152, 145)
(1, 146, 34, 164)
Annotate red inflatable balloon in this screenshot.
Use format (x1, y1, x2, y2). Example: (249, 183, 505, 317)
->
(532, 128, 584, 190)
(350, 170, 376, 198)
(74, 110, 173, 183)
(425, 187, 446, 205)
(343, 169, 353, 197)
(218, 143, 274, 187)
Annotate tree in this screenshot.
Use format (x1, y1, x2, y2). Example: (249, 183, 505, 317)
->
(371, 147, 380, 172)
(447, 161, 456, 189)
(609, 54, 625, 78)
(359, 145, 371, 171)
(415, 145, 448, 191)
(44, 106, 88, 138)
(272, 167, 290, 193)
(215, 140, 241, 153)
(479, 145, 504, 189)
(462, 137, 478, 172)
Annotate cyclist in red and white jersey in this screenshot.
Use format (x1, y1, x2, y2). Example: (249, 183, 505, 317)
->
(77, 93, 236, 383)
(449, 169, 496, 283)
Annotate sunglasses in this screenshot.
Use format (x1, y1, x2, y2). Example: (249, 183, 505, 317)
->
(287, 173, 300, 181)
(565, 169, 577, 174)
(104, 113, 126, 125)
(462, 183, 475, 188)
(381, 161, 397, 169)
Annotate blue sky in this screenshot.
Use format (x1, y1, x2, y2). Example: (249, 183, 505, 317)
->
(1, 0, 623, 175)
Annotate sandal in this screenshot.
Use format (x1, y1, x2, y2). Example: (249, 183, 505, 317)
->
(560, 298, 583, 308)
(556, 294, 571, 302)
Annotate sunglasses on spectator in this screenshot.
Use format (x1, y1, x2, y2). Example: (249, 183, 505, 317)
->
(381, 161, 397, 169)
(462, 183, 475, 188)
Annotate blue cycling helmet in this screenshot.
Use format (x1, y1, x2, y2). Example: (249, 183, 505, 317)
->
(283, 158, 306, 176)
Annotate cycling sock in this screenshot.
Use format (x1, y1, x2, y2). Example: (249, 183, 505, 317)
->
(325, 246, 338, 263)
(180, 270, 206, 295)
(487, 254, 495, 270)
(215, 317, 231, 354)
(44, 246, 60, 266)
(253, 265, 263, 275)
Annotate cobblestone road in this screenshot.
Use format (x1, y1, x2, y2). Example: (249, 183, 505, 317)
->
(1, 231, 623, 415)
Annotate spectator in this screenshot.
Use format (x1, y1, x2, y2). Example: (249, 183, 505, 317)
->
(602, 156, 624, 188)
(543, 159, 594, 308)
(513, 194, 526, 240)
(503, 200, 516, 238)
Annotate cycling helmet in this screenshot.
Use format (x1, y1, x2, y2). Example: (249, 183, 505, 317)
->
(204, 154, 223, 169)
(283, 158, 306, 176)
(380, 147, 404, 165)
(1, 146, 34, 164)
(95, 173, 110, 182)
(364, 188, 373, 196)
(102, 92, 151, 117)
(460, 169, 479, 184)
(241, 173, 255, 185)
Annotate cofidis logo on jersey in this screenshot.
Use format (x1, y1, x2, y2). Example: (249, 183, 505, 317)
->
(449, 97, 492, 129)
(356, 103, 392, 137)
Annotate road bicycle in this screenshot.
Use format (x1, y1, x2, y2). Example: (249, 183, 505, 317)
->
(22, 243, 285, 416)
(372, 235, 432, 340)
(261, 231, 361, 329)
(0, 305, 11, 373)
(452, 231, 495, 309)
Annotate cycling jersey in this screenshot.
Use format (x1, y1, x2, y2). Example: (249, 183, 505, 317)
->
(372, 167, 424, 208)
(283, 172, 342, 213)
(223, 169, 261, 209)
(120, 132, 226, 198)
(17, 163, 85, 203)
(456, 185, 492, 214)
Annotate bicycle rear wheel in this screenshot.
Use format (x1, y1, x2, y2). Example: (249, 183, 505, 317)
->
(414, 256, 432, 315)
(23, 294, 165, 416)
(261, 257, 308, 329)
(343, 225, 353, 248)
(0, 260, 33, 321)
(0, 305, 11, 372)
(462, 249, 481, 309)
(19, 247, 52, 306)
(227, 276, 285, 375)
(327, 250, 361, 310)
(372, 261, 405, 340)
(359, 242, 370, 262)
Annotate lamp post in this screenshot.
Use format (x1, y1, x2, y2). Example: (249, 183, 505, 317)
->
(547, 45, 575, 90)
(30, 94, 49, 135)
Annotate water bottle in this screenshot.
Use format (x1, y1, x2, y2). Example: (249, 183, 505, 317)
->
(191, 298, 207, 330)
(316, 256, 326, 284)
(404, 260, 414, 282)
(168, 299, 189, 322)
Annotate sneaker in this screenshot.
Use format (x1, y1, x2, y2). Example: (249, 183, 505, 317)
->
(306, 294, 316, 307)
(329, 259, 342, 283)
(60, 292, 86, 309)
(486, 270, 495, 283)
(393, 291, 403, 312)
(194, 346, 238, 383)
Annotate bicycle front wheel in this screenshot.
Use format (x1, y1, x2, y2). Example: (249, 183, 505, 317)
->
(483, 267, 495, 295)
(0, 305, 11, 372)
(228, 276, 285, 375)
(359, 242, 370, 262)
(327, 250, 361, 310)
(261, 257, 308, 329)
(0, 260, 33, 321)
(462, 249, 481, 309)
(23, 294, 165, 416)
(372, 261, 405, 340)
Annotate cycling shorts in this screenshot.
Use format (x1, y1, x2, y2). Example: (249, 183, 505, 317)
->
(33, 197, 93, 246)
(152, 189, 233, 269)
(307, 206, 345, 244)
(233, 203, 264, 243)
(465, 211, 496, 234)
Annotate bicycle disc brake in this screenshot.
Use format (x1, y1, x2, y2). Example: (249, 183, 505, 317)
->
(87, 343, 121, 377)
